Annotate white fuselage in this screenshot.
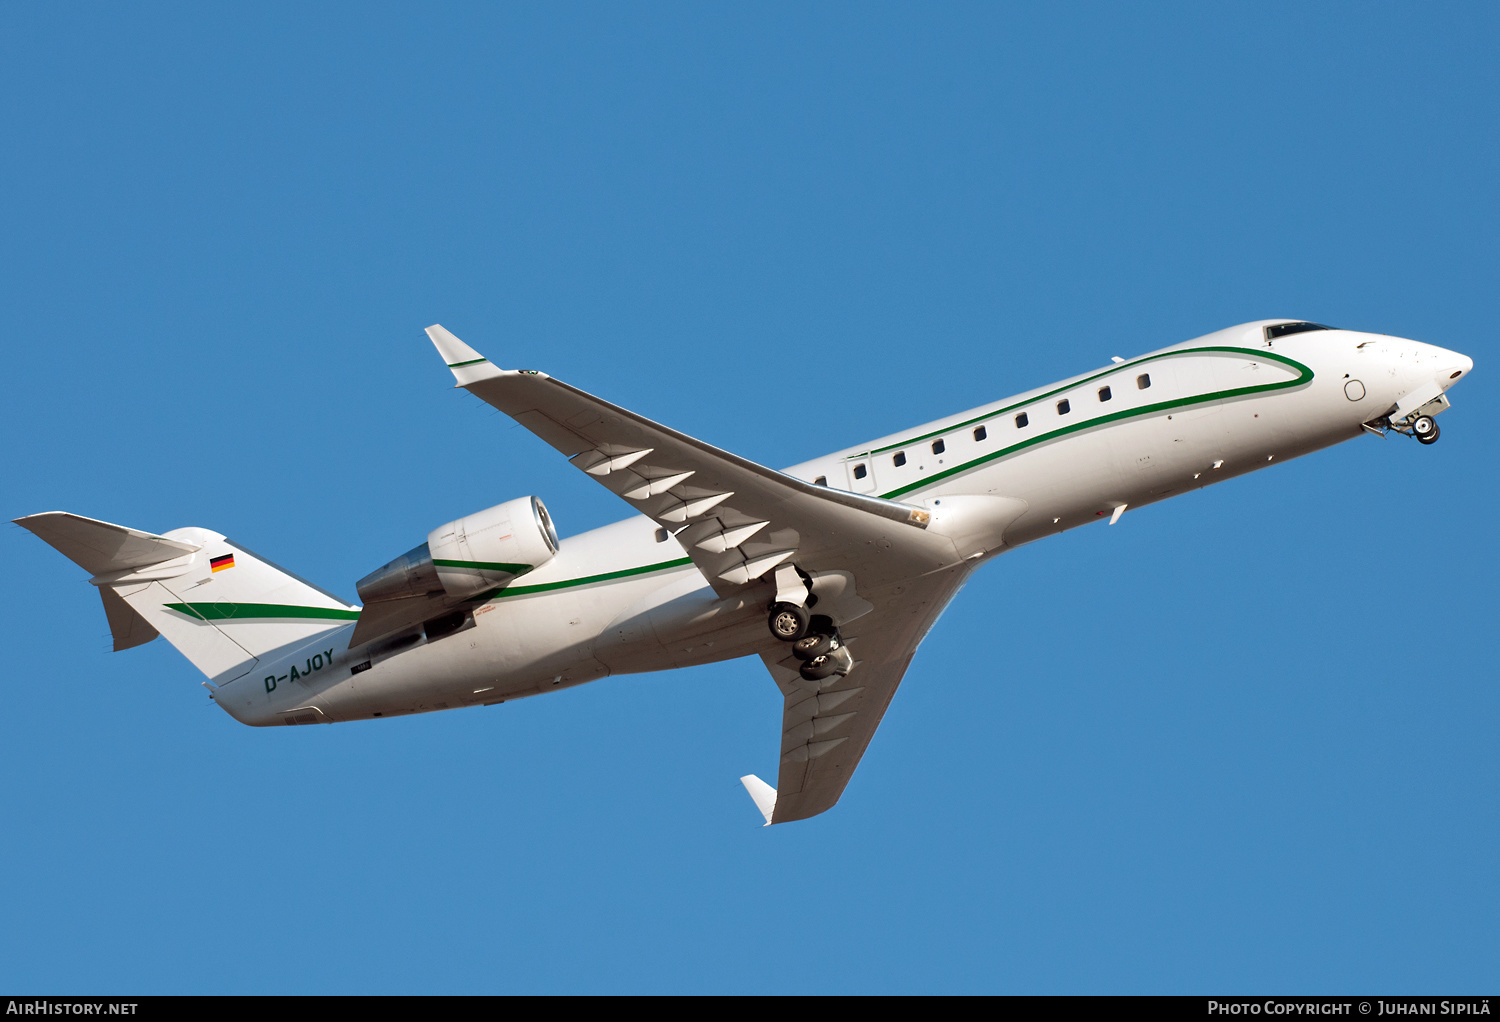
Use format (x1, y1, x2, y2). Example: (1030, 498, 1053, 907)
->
(217, 321, 1472, 726)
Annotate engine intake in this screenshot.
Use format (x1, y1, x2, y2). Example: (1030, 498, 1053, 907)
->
(357, 496, 560, 606)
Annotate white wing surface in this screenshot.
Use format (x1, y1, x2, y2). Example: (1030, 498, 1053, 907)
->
(428, 325, 975, 822)
(427, 325, 960, 596)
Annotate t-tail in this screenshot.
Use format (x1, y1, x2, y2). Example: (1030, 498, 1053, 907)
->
(16, 512, 359, 685)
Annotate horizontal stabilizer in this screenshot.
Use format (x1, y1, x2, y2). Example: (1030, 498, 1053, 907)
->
(740, 774, 777, 826)
(15, 512, 199, 576)
(21, 512, 356, 681)
(17, 512, 196, 653)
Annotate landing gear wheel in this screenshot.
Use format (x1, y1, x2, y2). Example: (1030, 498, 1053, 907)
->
(768, 602, 811, 642)
(799, 655, 842, 682)
(1414, 416, 1440, 445)
(792, 633, 833, 662)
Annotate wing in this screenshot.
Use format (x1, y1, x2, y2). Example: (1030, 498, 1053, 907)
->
(759, 564, 970, 823)
(427, 325, 961, 597)
(426, 325, 979, 825)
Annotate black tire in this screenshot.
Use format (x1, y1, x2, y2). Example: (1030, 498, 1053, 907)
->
(792, 633, 833, 662)
(1417, 420, 1440, 445)
(1413, 415, 1436, 439)
(767, 602, 811, 642)
(799, 655, 841, 682)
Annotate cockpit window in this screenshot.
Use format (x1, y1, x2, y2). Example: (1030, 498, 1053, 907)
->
(1265, 321, 1335, 340)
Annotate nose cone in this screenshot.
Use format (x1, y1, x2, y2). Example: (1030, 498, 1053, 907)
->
(1437, 348, 1474, 391)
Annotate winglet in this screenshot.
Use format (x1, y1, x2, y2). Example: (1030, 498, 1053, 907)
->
(425, 324, 497, 384)
(739, 774, 777, 826)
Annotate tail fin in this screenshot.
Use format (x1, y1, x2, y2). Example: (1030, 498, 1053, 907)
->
(17, 512, 359, 684)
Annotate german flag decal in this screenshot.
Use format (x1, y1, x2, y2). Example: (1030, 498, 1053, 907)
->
(210, 554, 236, 572)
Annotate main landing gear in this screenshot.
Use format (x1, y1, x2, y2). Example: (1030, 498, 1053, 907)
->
(767, 602, 810, 642)
(767, 604, 853, 682)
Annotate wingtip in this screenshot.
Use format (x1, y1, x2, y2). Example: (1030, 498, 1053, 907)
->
(425, 324, 490, 375)
(739, 774, 778, 826)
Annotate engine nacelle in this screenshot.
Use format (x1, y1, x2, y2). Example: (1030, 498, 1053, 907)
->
(428, 495, 560, 599)
(356, 496, 560, 605)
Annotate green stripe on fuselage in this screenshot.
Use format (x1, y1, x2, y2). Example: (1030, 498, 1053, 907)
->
(486, 557, 693, 600)
(870, 346, 1314, 500)
(862, 346, 1311, 459)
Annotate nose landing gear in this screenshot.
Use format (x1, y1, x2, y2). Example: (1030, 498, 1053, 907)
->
(1364, 412, 1443, 445)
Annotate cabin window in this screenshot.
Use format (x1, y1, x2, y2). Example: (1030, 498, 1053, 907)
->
(1057, 399, 1071, 415)
(1137, 373, 1151, 389)
(1015, 412, 1029, 428)
(852, 463, 867, 480)
(931, 439, 945, 455)
(1098, 385, 1112, 402)
(814, 475, 827, 486)
(973, 425, 987, 442)
(893, 452, 907, 467)
(654, 528, 669, 543)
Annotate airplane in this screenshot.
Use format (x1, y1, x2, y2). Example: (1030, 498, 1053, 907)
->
(17, 320, 1473, 825)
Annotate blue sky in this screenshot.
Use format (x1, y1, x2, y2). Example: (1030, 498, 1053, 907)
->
(3, 3, 1497, 993)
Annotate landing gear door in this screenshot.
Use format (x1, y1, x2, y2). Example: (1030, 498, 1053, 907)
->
(845, 457, 878, 493)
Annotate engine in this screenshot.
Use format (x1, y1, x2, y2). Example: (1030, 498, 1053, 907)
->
(356, 496, 560, 606)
